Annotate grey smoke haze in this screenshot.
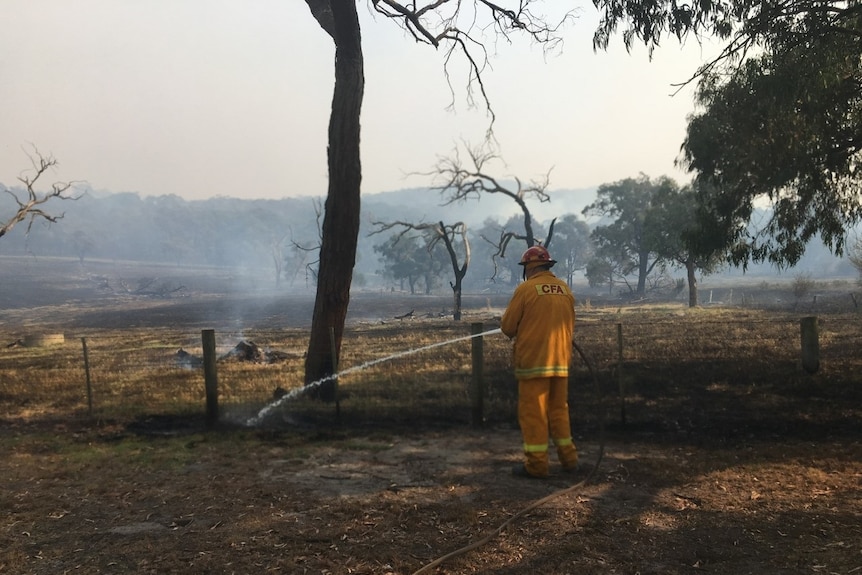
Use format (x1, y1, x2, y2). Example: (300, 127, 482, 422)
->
(0, 186, 855, 291)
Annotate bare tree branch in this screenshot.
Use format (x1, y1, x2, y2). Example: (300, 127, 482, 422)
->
(371, 0, 574, 125)
(1, 147, 83, 240)
(410, 141, 558, 281)
(289, 197, 325, 285)
(429, 141, 553, 247)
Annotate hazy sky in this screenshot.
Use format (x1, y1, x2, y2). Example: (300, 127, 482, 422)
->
(1, 1, 718, 201)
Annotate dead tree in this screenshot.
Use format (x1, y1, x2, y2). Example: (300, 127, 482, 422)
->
(1, 148, 82, 240)
(371, 219, 471, 320)
(431, 143, 557, 281)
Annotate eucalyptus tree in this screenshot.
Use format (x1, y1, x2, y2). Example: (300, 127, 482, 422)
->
(302, 0, 572, 393)
(592, 0, 862, 268)
(582, 175, 669, 296)
(585, 175, 724, 303)
(682, 41, 862, 266)
(71, 230, 96, 264)
(549, 214, 594, 287)
(373, 233, 441, 294)
(650, 182, 724, 307)
(585, 253, 628, 294)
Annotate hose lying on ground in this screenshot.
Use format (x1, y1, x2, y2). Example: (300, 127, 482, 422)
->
(410, 340, 606, 575)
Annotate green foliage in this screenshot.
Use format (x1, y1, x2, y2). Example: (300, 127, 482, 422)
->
(584, 175, 724, 304)
(683, 35, 862, 266)
(583, 174, 670, 295)
(654, 181, 724, 270)
(585, 255, 621, 292)
(591, 0, 862, 268)
(373, 233, 446, 294)
(549, 214, 594, 286)
(592, 0, 862, 59)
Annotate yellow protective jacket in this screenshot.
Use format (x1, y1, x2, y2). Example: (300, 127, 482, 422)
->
(500, 270, 575, 380)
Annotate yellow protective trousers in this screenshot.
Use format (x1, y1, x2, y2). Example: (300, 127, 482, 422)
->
(518, 376, 579, 477)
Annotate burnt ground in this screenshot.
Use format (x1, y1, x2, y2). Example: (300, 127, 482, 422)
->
(1, 257, 861, 574)
(3, 416, 860, 575)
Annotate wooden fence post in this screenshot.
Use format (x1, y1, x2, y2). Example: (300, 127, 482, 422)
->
(800, 316, 820, 374)
(617, 323, 626, 425)
(202, 329, 219, 428)
(81, 337, 93, 418)
(471, 323, 485, 427)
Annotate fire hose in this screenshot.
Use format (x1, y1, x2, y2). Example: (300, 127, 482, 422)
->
(410, 339, 606, 575)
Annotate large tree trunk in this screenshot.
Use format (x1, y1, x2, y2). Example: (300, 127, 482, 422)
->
(636, 250, 648, 296)
(451, 278, 463, 321)
(304, 0, 364, 401)
(686, 259, 698, 308)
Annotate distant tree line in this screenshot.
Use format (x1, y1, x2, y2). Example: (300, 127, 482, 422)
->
(1, 180, 854, 302)
(0, 191, 324, 288)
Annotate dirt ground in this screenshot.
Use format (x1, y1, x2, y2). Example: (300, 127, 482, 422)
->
(4, 416, 860, 574)
(1, 258, 861, 574)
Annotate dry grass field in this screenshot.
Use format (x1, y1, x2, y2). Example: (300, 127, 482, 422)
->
(1, 256, 861, 574)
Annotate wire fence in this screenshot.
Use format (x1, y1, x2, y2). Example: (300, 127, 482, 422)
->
(2, 311, 861, 431)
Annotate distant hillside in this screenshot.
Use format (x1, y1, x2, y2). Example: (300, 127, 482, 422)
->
(0, 186, 856, 292)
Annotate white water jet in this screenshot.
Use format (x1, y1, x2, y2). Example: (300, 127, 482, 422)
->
(245, 327, 503, 426)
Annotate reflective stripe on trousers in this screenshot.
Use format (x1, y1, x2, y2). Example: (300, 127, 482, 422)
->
(518, 376, 579, 477)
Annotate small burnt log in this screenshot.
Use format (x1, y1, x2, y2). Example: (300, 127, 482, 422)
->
(264, 350, 294, 363)
(221, 340, 295, 364)
(394, 309, 415, 321)
(222, 340, 266, 362)
(176, 348, 203, 369)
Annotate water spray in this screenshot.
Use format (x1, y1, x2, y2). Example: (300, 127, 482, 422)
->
(245, 327, 503, 426)
(245, 324, 606, 573)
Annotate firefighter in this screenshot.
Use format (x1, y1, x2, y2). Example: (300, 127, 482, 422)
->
(501, 245, 579, 478)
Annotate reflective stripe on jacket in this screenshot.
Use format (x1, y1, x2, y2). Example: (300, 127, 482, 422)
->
(500, 270, 575, 380)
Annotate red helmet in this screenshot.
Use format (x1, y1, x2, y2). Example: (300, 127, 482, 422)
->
(518, 245, 556, 268)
